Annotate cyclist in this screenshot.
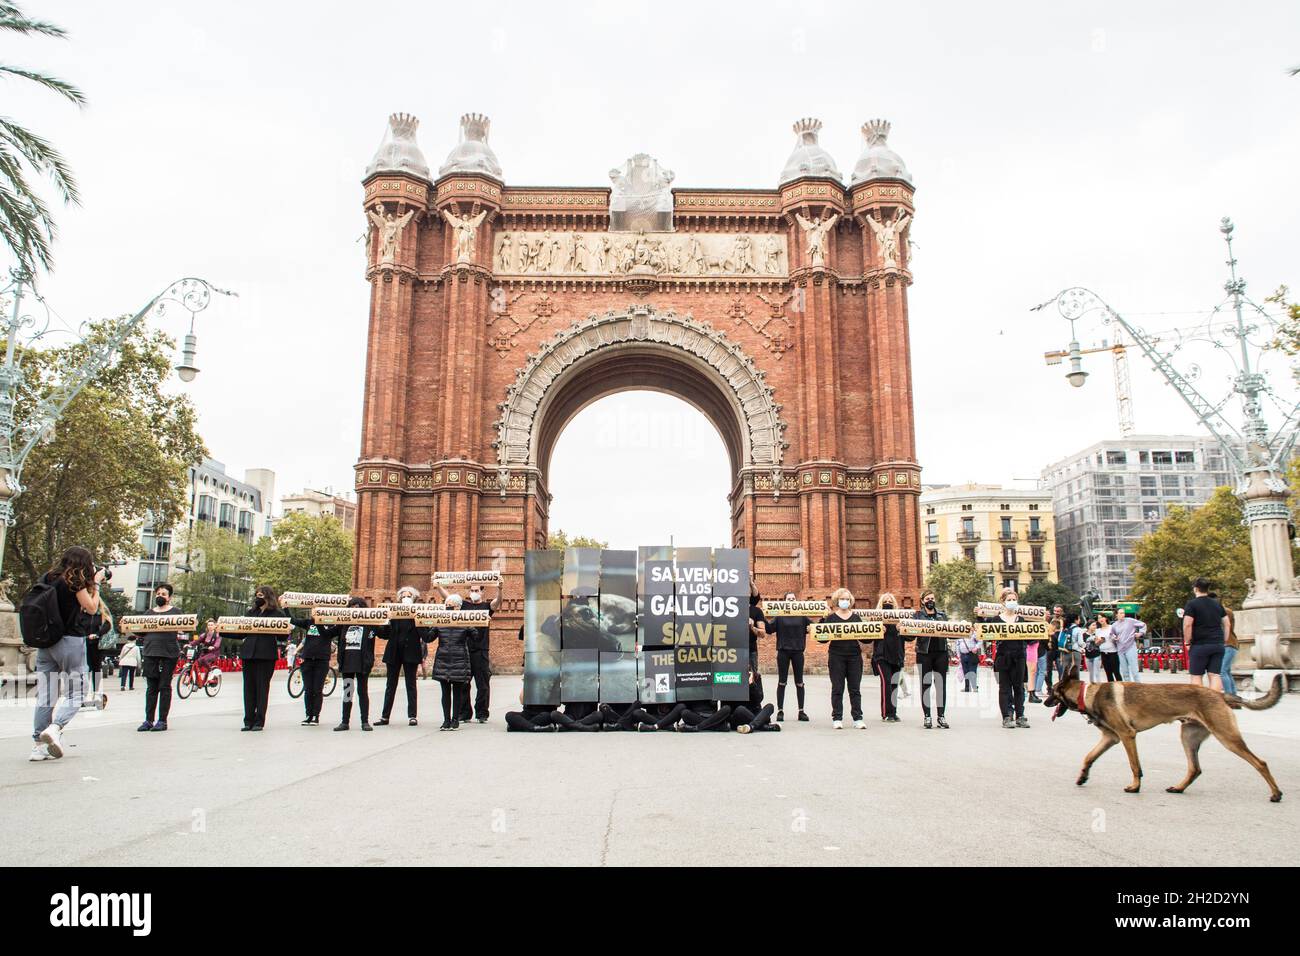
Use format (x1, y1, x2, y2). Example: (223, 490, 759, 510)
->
(192, 620, 221, 673)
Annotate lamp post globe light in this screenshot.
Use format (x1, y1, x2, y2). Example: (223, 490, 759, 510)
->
(1038, 220, 1300, 689)
(0, 272, 233, 593)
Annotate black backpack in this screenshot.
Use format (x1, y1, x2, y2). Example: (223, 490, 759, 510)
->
(18, 579, 66, 649)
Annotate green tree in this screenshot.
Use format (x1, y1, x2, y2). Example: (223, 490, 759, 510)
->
(0, 2, 85, 274)
(924, 558, 989, 620)
(1266, 285, 1300, 383)
(4, 319, 206, 592)
(1131, 486, 1259, 632)
(173, 522, 254, 626)
(250, 511, 353, 596)
(1021, 579, 1079, 615)
(546, 529, 608, 550)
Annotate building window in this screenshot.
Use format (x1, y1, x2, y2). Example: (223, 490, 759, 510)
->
(1031, 546, 1043, 570)
(1175, 451, 1195, 464)
(926, 521, 937, 544)
(961, 517, 974, 535)
(1029, 516, 1041, 536)
(1028, 503, 1039, 511)
(1106, 450, 1127, 465)
(960, 504, 972, 512)
(924, 506, 935, 515)
(1152, 451, 1173, 466)
(963, 547, 977, 562)
(999, 503, 1011, 511)
(1000, 517, 1012, 537)
(928, 550, 939, 566)
(1002, 546, 1016, 567)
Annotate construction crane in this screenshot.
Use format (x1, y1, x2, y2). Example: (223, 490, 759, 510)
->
(1044, 329, 1136, 435)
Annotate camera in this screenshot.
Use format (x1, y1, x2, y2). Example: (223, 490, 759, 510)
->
(96, 565, 113, 583)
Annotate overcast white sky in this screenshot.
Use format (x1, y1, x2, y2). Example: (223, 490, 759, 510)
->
(10, 2, 1299, 549)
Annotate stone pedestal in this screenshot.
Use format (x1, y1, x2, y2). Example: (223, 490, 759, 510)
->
(1232, 466, 1300, 692)
(0, 603, 34, 697)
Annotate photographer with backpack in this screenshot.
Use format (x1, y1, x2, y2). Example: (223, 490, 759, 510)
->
(24, 547, 105, 761)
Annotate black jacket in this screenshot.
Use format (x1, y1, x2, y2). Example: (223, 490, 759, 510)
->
(771, 615, 811, 652)
(823, 611, 870, 657)
(431, 626, 472, 683)
(990, 618, 1029, 681)
(288, 616, 334, 660)
(914, 607, 949, 657)
(139, 606, 184, 660)
(232, 606, 289, 661)
(873, 622, 905, 667)
(382, 618, 431, 666)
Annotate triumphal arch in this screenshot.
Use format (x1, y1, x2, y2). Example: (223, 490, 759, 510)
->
(355, 112, 923, 667)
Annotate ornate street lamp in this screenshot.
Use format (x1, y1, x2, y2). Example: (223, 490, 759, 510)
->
(1037, 220, 1299, 688)
(0, 272, 234, 586)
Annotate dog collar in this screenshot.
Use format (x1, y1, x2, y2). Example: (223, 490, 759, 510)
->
(1077, 683, 1088, 716)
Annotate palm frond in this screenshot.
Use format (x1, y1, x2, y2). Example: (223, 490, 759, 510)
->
(0, 65, 85, 105)
(0, 3, 68, 40)
(0, 117, 80, 204)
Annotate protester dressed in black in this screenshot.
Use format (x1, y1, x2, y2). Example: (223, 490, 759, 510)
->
(430, 597, 473, 730)
(436, 581, 500, 723)
(230, 586, 289, 731)
(317, 598, 378, 731)
(770, 590, 811, 722)
(138, 584, 184, 732)
(913, 590, 950, 729)
(287, 612, 337, 726)
(377, 587, 429, 726)
(872, 592, 906, 723)
(824, 587, 870, 729)
(987, 587, 1030, 729)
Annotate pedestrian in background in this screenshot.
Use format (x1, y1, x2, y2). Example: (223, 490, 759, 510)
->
(956, 630, 982, 692)
(1216, 596, 1238, 695)
(1111, 606, 1147, 682)
(118, 635, 140, 691)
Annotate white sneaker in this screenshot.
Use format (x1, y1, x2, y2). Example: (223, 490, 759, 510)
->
(38, 725, 64, 758)
(853, 719, 866, 729)
(28, 743, 51, 762)
(832, 720, 844, 730)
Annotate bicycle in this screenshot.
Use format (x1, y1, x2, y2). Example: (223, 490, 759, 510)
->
(176, 645, 222, 699)
(287, 662, 338, 699)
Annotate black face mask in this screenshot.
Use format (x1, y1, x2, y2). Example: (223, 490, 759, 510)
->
(923, 601, 935, 610)
(254, 596, 266, 607)
(154, 595, 167, 607)
(883, 603, 895, 610)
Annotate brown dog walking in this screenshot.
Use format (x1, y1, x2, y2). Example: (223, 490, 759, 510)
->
(1043, 665, 1284, 802)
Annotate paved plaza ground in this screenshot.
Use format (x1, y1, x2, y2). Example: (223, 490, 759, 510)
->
(1, 670, 1295, 866)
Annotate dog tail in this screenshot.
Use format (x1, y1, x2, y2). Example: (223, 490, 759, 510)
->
(1225, 672, 1286, 711)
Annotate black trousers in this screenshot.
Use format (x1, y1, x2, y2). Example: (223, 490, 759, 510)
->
(242, 659, 275, 728)
(1043, 649, 1058, 688)
(997, 670, 1025, 718)
(439, 680, 469, 723)
(917, 652, 948, 718)
(459, 644, 491, 720)
(828, 653, 863, 721)
(382, 661, 419, 719)
(506, 710, 555, 731)
(776, 649, 806, 711)
(300, 658, 329, 719)
(874, 659, 901, 719)
(341, 670, 371, 724)
(730, 703, 776, 731)
(119, 665, 136, 690)
(1102, 651, 1122, 681)
(142, 656, 173, 723)
(679, 703, 732, 731)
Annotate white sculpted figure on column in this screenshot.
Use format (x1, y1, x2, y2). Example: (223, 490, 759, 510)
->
(866, 209, 911, 270)
(442, 207, 488, 263)
(368, 205, 418, 264)
(795, 212, 839, 267)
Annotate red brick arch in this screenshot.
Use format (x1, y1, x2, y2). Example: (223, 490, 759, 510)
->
(353, 170, 924, 672)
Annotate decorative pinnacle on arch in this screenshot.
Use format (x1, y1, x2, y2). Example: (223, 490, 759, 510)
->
(461, 112, 491, 142)
(861, 118, 891, 147)
(793, 117, 824, 145)
(390, 112, 420, 138)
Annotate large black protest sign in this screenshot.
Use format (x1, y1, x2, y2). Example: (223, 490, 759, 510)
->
(523, 545, 750, 706)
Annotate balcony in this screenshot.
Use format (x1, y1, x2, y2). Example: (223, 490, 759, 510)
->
(1030, 562, 1051, 576)
(1000, 561, 1021, 573)
(997, 530, 1018, 543)
(219, 520, 236, 531)
(1026, 530, 1046, 542)
(956, 531, 981, 544)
